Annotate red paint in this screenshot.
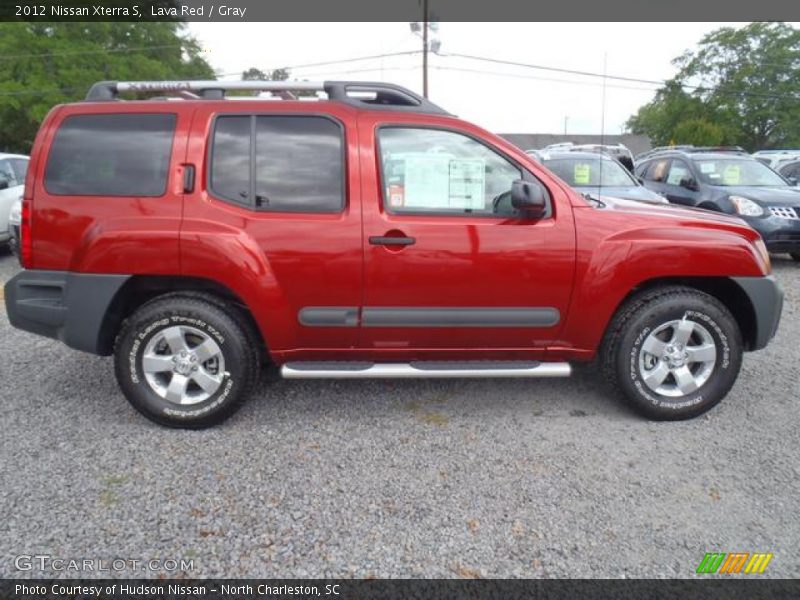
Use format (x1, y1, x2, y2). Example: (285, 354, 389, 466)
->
(24, 98, 770, 362)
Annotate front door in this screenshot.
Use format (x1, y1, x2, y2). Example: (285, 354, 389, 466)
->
(358, 116, 576, 356)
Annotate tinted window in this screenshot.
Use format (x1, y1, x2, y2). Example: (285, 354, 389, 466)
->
(45, 114, 175, 196)
(210, 115, 344, 213)
(378, 127, 522, 216)
(210, 116, 251, 205)
(255, 116, 343, 212)
(644, 158, 670, 183)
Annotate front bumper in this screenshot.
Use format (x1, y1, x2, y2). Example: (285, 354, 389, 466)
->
(4, 270, 130, 355)
(731, 275, 784, 351)
(745, 212, 800, 253)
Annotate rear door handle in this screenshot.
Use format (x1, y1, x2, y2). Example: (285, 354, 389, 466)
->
(369, 236, 416, 246)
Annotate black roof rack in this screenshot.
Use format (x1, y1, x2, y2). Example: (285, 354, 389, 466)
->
(84, 80, 451, 116)
(637, 145, 748, 161)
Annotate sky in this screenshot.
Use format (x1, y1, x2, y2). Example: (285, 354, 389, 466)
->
(189, 22, 755, 135)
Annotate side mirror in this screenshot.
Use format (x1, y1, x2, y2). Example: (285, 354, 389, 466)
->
(786, 176, 798, 186)
(679, 177, 699, 191)
(0, 180, 9, 191)
(511, 179, 547, 216)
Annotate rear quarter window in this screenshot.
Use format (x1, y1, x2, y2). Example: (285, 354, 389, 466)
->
(44, 113, 176, 196)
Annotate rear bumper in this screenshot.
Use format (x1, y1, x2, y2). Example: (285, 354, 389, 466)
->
(4, 270, 130, 355)
(731, 275, 784, 351)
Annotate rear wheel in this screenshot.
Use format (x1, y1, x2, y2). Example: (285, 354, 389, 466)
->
(601, 286, 743, 420)
(114, 295, 260, 428)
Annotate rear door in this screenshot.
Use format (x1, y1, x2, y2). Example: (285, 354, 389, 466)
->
(357, 114, 576, 356)
(181, 104, 363, 353)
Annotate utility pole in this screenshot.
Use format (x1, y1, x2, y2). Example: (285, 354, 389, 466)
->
(410, 4, 439, 99)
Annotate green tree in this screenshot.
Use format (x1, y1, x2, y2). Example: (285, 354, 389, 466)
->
(672, 119, 726, 146)
(627, 22, 800, 151)
(0, 22, 214, 152)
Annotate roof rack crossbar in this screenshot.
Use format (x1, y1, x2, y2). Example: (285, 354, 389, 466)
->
(85, 80, 451, 115)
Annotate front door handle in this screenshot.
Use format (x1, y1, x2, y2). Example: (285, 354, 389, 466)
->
(369, 235, 416, 246)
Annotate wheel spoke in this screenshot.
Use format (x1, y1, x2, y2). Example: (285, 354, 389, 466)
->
(193, 338, 221, 363)
(191, 368, 223, 395)
(686, 342, 716, 364)
(671, 319, 695, 346)
(165, 373, 190, 404)
(642, 335, 666, 356)
(142, 354, 175, 373)
(161, 326, 188, 354)
(643, 361, 670, 388)
(673, 366, 699, 395)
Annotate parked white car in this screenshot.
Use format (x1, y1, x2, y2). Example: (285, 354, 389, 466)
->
(0, 153, 28, 247)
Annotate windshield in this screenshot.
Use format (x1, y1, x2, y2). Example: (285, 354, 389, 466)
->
(694, 159, 787, 187)
(544, 157, 636, 187)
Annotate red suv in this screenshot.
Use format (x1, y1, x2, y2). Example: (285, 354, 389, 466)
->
(4, 80, 783, 428)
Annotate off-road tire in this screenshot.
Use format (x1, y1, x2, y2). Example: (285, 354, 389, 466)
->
(600, 285, 743, 420)
(114, 294, 260, 428)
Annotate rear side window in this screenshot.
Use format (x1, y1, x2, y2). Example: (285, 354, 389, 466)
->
(210, 115, 344, 213)
(45, 113, 176, 196)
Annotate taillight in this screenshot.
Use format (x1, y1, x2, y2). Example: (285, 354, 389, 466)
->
(20, 198, 32, 268)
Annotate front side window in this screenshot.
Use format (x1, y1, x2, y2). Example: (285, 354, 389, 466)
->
(378, 127, 522, 216)
(665, 159, 692, 186)
(45, 113, 176, 196)
(210, 115, 344, 212)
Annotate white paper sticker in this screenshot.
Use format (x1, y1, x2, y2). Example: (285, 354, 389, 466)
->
(403, 155, 451, 208)
(448, 159, 485, 209)
(700, 163, 716, 174)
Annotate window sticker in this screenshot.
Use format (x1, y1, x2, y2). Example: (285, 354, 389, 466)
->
(700, 163, 716, 174)
(448, 159, 485, 209)
(574, 163, 591, 185)
(723, 164, 741, 185)
(403, 155, 451, 208)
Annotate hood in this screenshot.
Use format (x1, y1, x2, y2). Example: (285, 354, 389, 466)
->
(713, 186, 800, 205)
(592, 195, 750, 228)
(577, 185, 667, 204)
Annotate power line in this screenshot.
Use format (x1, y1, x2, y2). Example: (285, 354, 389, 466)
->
(215, 50, 421, 78)
(0, 44, 185, 61)
(439, 51, 800, 101)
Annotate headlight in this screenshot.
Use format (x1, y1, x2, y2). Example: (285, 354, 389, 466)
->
(729, 195, 764, 217)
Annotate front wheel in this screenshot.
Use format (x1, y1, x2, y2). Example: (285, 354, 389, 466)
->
(791, 252, 800, 262)
(114, 294, 260, 428)
(601, 286, 743, 420)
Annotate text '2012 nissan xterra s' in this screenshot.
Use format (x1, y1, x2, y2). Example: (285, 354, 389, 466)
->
(4, 80, 783, 428)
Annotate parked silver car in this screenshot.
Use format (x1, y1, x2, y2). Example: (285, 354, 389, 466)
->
(0, 153, 29, 248)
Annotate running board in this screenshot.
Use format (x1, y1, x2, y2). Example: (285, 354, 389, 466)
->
(280, 361, 572, 379)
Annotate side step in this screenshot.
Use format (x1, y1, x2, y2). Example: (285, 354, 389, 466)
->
(281, 361, 571, 379)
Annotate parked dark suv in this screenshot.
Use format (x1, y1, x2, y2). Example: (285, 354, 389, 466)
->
(635, 150, 800, 261)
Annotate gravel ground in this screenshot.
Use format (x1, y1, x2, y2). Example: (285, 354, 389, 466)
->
(1, 248, 799, 579)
